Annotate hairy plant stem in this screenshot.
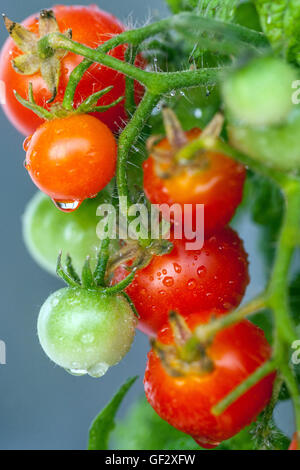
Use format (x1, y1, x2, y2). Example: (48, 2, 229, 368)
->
(56, 12, 266, 109)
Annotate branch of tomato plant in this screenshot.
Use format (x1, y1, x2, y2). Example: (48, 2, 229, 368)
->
(194, 295, 267, 343)
(209, 177, 300, 447)
(124, 44, 139, 118)
(41, 11, 267, 110)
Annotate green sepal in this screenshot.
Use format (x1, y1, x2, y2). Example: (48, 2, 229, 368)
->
(81, 257, 96, 289)
(56, 252, 81, 288)
(3, 10, 71, 103)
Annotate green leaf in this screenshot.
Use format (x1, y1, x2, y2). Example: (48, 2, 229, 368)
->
(88, 376, 138, 450)
(254, 0, 300, 63)
(111, 397, 256, 450)
(165, 0, 239, 19)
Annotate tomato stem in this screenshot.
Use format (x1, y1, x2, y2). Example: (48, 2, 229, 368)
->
(125, 45, 139, 118)
(103, 270, 136, 295)
(94, 238, 111, 287)
(194, 295, 267, 343)
(212, 359, 278, 416)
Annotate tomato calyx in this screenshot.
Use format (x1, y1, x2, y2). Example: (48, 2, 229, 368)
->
(3, 10, 71, 102)
(56, 250, 138, 317)
(147, 108, 224, 179)
(151, 312, 214, 377)
(107, 237, 173, 279)
(3, 10, 124, 119)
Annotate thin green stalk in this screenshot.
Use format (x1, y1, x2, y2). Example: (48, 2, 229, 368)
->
(177, 136, 288, 187)
(267, 179, 300, 345)
(103, 270, 136, 295)
(117, 91, 159, 204)
(125, 44, 139, 118)
(212, 360, 278, 416)
(194, 295, 267, 343)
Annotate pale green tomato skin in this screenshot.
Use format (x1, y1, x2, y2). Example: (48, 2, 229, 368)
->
(22, 191, 108, 276)
(37, 288, 137, 377)
(228, 107, 300, 172)
(222, 56, 297, 127)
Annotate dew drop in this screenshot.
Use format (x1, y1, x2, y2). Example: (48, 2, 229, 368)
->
(52, 199, 82, 213)
(162, 269, 167, 275)
(81, 333, 95, 344)
(23, 135, 32, 152)
(197, 265, 207, 277)
(173, 263, 182, 274)
(187, 279, 196, 289)
(65, 368, 87, 377)
(88, 362, 109, 378)
(163, 276, 174, 287)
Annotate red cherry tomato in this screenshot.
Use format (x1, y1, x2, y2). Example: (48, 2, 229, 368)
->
(25, 114, 117, 206)
(143, 129, 246, 235)
(0, 5, 145, 135)
(289, 433, 299, 450)
(114, 227, 249, 335)
(144, 314, 275, 448)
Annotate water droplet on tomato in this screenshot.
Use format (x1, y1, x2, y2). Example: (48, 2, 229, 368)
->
(88, 362, 109, 378)
(197, 265, 207, 277)
(65, 368, 87, 377)
(52, 199, 82, 213)
(23, 135, 32, 152)
(163, 276, 174, 287)
(173, 263, 182, 273)
(162, 269, 167, 275)
(187, 279, 196, 289)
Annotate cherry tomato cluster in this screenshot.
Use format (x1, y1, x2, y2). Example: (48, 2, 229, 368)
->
(1, 5, 279, 450)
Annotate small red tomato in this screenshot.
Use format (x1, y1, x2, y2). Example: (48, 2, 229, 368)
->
(25, 114, 117, 207)
(0, 5, 145, 135)
(144, 314, 275, 448)
(289, 433, 299, 450)
(143, 128, 246, 236)
(114, 227, 249, 335)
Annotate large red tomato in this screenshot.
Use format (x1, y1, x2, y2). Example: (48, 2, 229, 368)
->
(114, 227, 249, 335)
(144, 314, 275, 448)
(0, 5, 144, 135)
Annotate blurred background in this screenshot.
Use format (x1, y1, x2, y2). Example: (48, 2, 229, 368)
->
(0, 0, 294, 450)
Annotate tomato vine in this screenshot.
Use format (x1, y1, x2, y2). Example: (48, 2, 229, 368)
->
(2, 3, 300, 450)
(34, 10, 300, 447)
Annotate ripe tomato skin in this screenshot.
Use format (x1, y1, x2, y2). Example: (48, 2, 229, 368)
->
(144, 314, 275, 448)
(114, 227, 249, 335)
(143, 129, 246, 236)
(25, 114, 117, 202)
(289, 433, 299, 450)
(0, 5, 145, 135)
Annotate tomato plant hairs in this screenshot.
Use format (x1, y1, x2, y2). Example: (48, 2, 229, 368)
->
(1, 2, 300, 450)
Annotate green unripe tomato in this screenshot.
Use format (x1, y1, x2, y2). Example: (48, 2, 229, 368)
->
(228, 107, 300, 172)
(23, 191, 109, 275)
(37, 288, 137, 377)
(222, 56, 297, 126)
